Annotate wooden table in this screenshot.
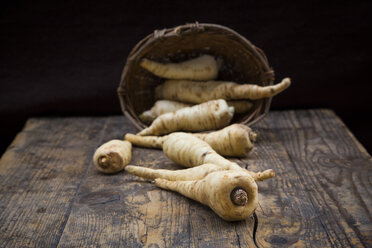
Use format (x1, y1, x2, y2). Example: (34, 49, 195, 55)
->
(0, 109, 371, 247)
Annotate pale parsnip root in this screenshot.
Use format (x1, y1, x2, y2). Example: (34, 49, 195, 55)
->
(193, 124, 256, 157)
(125, 164, 274, 182)
(93, 140, 132, 174)
(226, 100, 253, 114)
(251, 169, 275, 181)
(125, 132, 274, 180)
(160, 132, 275, 180)
(161, 132, 241, 169)
(125, 132, 272, 221)
(155, 170, 258, 221)
(140, 55, 219, 81)
(125, 163, 225, 181)
(137, 99, 234, 136)
(125, 133, 165, 149)
(126, 123, 257, 157)
(155, 78, 291, 103)
(139, 100, 253, 123)
(139, 100, 191, 123)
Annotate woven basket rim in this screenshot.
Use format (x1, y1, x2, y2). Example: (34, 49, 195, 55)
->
(118, 22, 275, 131)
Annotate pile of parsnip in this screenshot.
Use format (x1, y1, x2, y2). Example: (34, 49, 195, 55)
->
(93, 55, 291, 221)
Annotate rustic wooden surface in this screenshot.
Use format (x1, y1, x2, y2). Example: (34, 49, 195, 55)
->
(0, 109, 371, 247)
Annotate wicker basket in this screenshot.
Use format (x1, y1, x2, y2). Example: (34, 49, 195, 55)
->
(117, 22, 275, 131)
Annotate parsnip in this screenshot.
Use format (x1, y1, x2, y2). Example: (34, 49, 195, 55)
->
(139, 100, 253, 123)
(125, 163, 225, 181)
(125, 132, 273, 181)
(193, 124, 256, 157)
(155, 77, 291, 103)
(126, 124, 257, 157)
(227, 100, 253, 114)
(93, 140, 132, 174)
(139, 100, 191, 123)
(137, 99, 234, 136)
(125, 163, 274, 182)
(157, 170, 259, 221)
(129, 132, 235, 169)
(126, 131, 273, 180)
(125, 133, 165, 149)
(124, 133, 273, 221)
(140, 55, 219, 81)
(161, 132, 275, 181)
(159, 132, 240, 169)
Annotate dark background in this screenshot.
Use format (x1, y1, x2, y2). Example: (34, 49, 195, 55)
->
(1, 0, 371, 155)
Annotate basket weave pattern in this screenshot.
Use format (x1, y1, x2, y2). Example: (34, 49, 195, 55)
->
(118, 23, 275, 131)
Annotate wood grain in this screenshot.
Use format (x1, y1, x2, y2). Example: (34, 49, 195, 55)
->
(56, 117, 255, 248)
(0, 117, 107, 247)
(246, 109, 372, 247)
(0, 109, 371, 247)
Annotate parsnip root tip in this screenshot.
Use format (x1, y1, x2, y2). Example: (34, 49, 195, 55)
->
(253, 169, 275, 181)
(140, 58, 150, 67)
(138, 111, 153, 123)
(270, 77, 291, 96)
(124, 165, 134, 172)
(154, 178, 166, 187)
(282, 77, 291, 88)
(269, 169, 275, 178)
(249, 131, 258, 142)
(228, 106, 235, 115)
(124, 165, 144, 177)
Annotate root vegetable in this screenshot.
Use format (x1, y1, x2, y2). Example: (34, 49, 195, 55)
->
(250, 169, 276, 181)
(227, 100, 253, 114)
(159, 132, 275, 181)
(124, 132, 273, 221)
(126, 123, 257, 157)
(156, 170, 258, 221)
(139, 100, 191, 123)
(139, 100, 253, 123)
(125, 163, 274, 182)
(93, 140, 132, 174)
(125, 133, 164, 149)
(125, 163, 225, 181)
(140, 55, 219, 81)
(137, 99, 234, 136)
(156, 132, 241, 169)
(126, 131, 274, 180)
(193, 124, 256, 157)
(155, 77, 291, 104)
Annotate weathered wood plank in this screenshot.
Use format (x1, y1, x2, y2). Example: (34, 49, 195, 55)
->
(1, 110, 371, 248)
(235, 123, 319, 247)
(56, 117, 254, 248)
(0, 117, 108, 247)
(244, 109, 372, 247)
